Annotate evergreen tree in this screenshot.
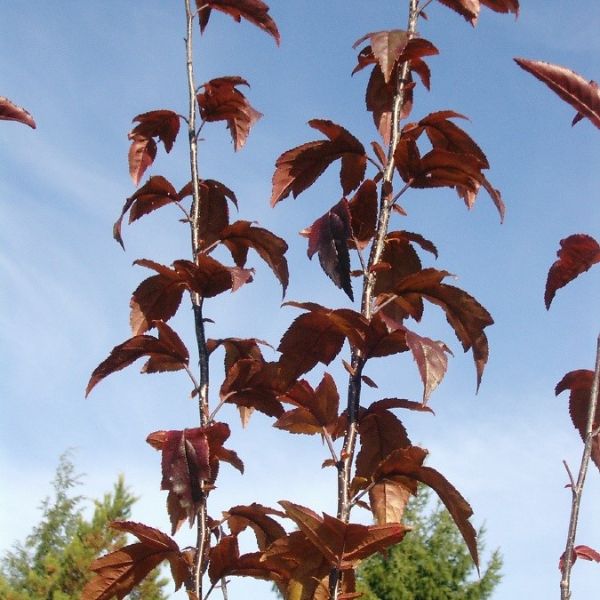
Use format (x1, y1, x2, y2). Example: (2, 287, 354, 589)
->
(356, 490, 502, 600)
(0, 452, 168, 600)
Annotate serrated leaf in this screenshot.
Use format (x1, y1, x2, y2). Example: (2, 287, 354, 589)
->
(275, 373, 340, 435)
(223, 503, 286, 550)
(515, 59, 600, 130)
(277, 303, 369, 380)
(81, 521, 189, 600)
(353, 30, 410, 83)
(128, 110, 180, 185)
(373, 445, 479, 568)
(280, 501, 407, 568)
(305, 199, 354, 299)
(197, 77, 262, 150)
(0, 96, 36, 128)
(86, 322, 188, 396)
(405, 329, 451, 404)
(545, 234, 600, 309)
(130, 256, 244, 334)
(271, 120, 366, 205)
(556, 370, 600, 471)
(113, 176, 179, 248)
(217, 220, 288, 294)
(348, 179, 378, 250)
(197, 0, 280, 44)
(147, 423, 242, 534)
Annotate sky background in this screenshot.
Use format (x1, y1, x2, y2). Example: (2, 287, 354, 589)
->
(2, 1, 600, 598)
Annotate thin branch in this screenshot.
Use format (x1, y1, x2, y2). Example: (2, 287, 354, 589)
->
(560, 333, 600, 600)
(330, 2, 420, 598)
(322, 428, 339, 464)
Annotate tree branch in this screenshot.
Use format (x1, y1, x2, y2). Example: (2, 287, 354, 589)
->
(560, 333, 600, 600)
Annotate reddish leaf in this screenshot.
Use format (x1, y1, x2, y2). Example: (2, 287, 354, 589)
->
(405, 329, 451, 404)
(261, 531, 331, 600)
(128, 110, 180, 185)
(355, 403, 411, 485)
(179, 178, 238, 249)
(388, 268, 493, 388)
(437, 0, 518, 24)
(556, 370, 600, 471)
(271, 120, 366, 205)
(86, 322, 188, 396)
(515, 59, 600, 130)
(368, 398, 435, 415)
(559, 544, 600, 572)
(220, 358, 286, 418)
(373, 445, 479, 567)
(81, 521, 189, 600)
(0, 96, 36, 128)
(277, 303, 369, 380)
(275, 373, 340, 435)
(208, 535, 285, 584)
(369, 479, 415, 525)
(147, 423, 242, 534)
(218, 220, 288, 294)
(545, 234, 600, 309)
(279, 501, 408, 568)
(362, 312, 409, 359)
(113, 176, 179, 248)
(128, 135, 157, 187)
(353, 30, 410, 83)
(130, 257, 244, 334)
(197, 0, 280, 45)
(348, 179, 378, 250)
(197, 76, 262, 150)
(223, 503, 286, 550)
(305, 199, 354, 299)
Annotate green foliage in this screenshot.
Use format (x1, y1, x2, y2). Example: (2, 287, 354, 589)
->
(0, 452, 168, 600)
(356, 489, 502, 600)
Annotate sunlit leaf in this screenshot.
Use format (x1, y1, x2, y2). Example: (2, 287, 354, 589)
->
(86, 322, 189, 396)
(515, 59, 600, 130)
(0, 96, 36, 128)
(556, 369, 600, 471)
(271, 120, 366, 205)
(545, 234, 600, 309)
(197, 0, 280, 44)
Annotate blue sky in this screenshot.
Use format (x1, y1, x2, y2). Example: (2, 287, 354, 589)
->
(1, 1, 600, 598)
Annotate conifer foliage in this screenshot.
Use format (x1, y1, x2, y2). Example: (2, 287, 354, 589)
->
(84, 1, 520, 599)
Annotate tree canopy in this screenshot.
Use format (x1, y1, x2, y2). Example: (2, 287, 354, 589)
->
(356, 489, 502, 600)
(0, 453, 167, 600)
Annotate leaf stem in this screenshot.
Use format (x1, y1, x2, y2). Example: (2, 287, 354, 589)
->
(560, 333, 600, 600)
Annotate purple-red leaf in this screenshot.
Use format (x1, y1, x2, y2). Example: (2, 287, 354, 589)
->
(197, 77, 262, 150)
(86, 322, 189, 396)
(515, 59, 600, 130)
(556, 369, 600, 471)
(0, 96, 36, 128)
(545, 234, 600, 309)
(197, 0, 280, 44)
(128, 110, 180, 185)
(305, 199, 354, 300)
(113, 176, 179, 248)
(217, 220, 289, 294)
(271, 120, 366, 205)
(81, 521, 190, 600)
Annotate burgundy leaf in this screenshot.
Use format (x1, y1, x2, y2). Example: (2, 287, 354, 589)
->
(556, 370, 600, 471)
(545, 234, 600, 309)
(305, 199, 354, 299)
(271, 120, 366, 205)
(0, 96, 36, 128)
(86, 322, 189, 396)
(113, 176, 179, 249)
(197, 76, 262, 150)
(515, 59, 600, 130)
(197, 0, 280, 44)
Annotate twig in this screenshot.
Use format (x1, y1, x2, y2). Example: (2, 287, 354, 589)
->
(560, 333, 600, 600)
